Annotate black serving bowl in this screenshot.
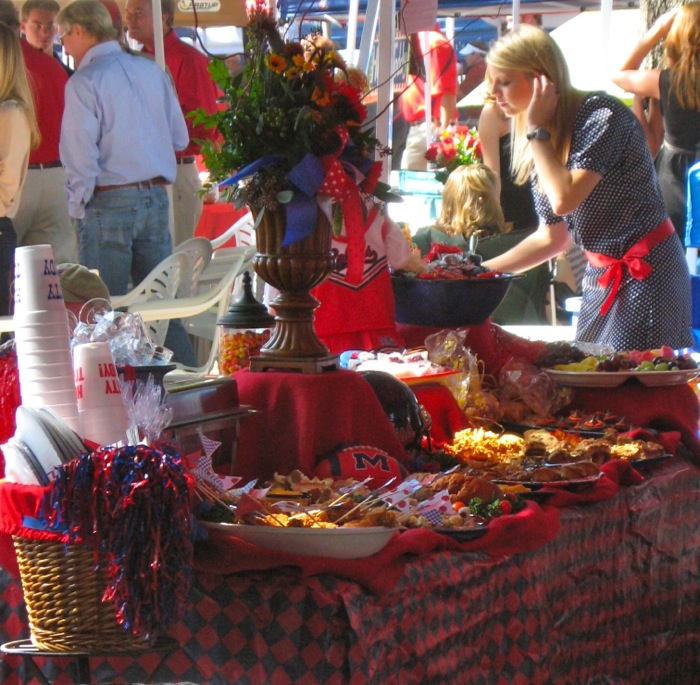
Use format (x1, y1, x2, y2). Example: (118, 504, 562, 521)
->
(117, 363, 177, 389)
(391, 274, 520, 327)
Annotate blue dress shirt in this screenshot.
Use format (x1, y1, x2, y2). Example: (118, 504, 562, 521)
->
(60, 41, 189, 219)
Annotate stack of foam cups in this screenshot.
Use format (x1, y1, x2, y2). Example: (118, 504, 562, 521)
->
(13, 245, 80, 433)
(73, 342, 129, 447)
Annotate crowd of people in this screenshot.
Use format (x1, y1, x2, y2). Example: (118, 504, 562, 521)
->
(0, 2, 698, 356)
(394, 7, 698, 351)
(0, 0, 222, 364)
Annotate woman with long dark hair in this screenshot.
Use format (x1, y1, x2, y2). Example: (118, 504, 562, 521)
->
(612, 3, 700, 243)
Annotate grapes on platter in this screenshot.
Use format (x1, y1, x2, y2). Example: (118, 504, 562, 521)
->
(545, 346, 698, 373)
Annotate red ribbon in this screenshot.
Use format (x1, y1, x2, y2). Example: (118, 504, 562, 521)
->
(584, 219, 674, 316)
(317, 125, 371, 285)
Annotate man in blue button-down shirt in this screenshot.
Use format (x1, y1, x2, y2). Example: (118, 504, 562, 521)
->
(57, 0, 188, 297)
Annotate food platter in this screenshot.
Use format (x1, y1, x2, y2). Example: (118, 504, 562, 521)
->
(200, 521, 397, 559)
(500, 421, 607, 437)
(400, 370, 459, 387)
(494, 472, 604, 491)
(630, 453, 674, 469)
(432, 525, 488, 543)
(545, 368, 699, 388)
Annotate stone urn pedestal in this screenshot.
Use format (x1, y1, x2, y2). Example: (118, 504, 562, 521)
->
(248, 206, 339, 373)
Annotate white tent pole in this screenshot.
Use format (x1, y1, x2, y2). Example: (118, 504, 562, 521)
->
(600, 0, 613, 66)
(422, 31, 432, 152)
(152, 0, 165, 71)
(376, 0, 394, 182)
(511, 0, 521, 30)
(357, 0, 379, 73)
(444, 17, 454, 43)
(346, 0, 360, 66)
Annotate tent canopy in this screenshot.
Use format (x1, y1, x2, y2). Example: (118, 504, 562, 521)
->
(55, 0, 249, 28)
(458, 8, 642, 108)
(281, 0, 639, 21)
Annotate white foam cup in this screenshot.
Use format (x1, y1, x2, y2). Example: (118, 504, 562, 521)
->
(14, 305, 70, 326)
(22, 388, 79, 408)
(13, 320, 71, 343)
(46, 404, 81, 434)
(14, 335, 72, 355)
(13, 245, 65, 314)
(14, 244, 56, 274)
(79, 415, 127, 447)
(16, 348, 73, 368)
(20, 375, 77, 399)
(79, 403, 126, 421)
(13, 308, 72, 326)
(73, 342, 123, 410)
(17, 360, 76, 383)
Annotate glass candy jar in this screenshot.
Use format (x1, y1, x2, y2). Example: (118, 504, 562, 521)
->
(217, 272, 275, 376)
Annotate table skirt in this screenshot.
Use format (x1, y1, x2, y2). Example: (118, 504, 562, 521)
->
(1, 457, 699, 684)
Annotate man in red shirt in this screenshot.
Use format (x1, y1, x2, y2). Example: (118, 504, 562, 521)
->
(399, 27, 458, 170)
(457, 42, 488, 101)
(20, 0, 73, 75)
(125, 0, 220, 246)
(1, 0, 77, 264)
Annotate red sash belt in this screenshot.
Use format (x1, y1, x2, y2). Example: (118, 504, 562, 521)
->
(584, 218, 674, 316)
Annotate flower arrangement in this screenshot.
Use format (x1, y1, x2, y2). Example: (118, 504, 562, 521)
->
(194, 0, 391, 246)
(425, 127, 482, 184)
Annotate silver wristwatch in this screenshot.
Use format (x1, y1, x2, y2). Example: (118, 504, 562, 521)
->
(526, 128, 551, 141)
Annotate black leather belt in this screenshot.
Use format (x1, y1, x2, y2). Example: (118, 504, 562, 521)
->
(28, 161, 62, 169)
(94, 176, 168, 192)
(176, 156, 196, 164)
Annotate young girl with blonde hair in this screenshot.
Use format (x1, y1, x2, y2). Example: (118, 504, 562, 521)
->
(412, 164, 506, 256)
(412, 163, 550, 324)
(0, 20, 40, 316)
(482, 24, 692, 350)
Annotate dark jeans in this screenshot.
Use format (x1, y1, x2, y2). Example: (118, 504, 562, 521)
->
(75, 185, 197, 366)
(0, 217, 17, 318)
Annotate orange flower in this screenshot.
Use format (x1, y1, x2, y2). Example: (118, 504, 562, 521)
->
(266, 54, 287, 73)
(311, 86, 331, 107)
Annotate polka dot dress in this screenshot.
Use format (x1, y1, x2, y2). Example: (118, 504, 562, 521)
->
(533, 93, 693, 350)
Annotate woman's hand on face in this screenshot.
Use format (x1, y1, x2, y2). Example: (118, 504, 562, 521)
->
(651, 7, 680, 39)
(526, 73, 558, 131)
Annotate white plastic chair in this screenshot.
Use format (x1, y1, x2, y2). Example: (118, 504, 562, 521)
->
(111, 252, 188, 346)
(210, 211, 255, 250)
(173, 237, 213, 297)
(120, 246, 256, 374)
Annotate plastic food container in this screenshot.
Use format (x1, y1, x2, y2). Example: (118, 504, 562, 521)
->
(217, 272, 274, 376)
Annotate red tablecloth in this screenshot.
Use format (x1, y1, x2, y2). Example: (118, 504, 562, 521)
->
(2, 458, 698, 685)
(234, 369, 409, 483)
(399, 321, 700, 460)
(194, 202, 248, 247)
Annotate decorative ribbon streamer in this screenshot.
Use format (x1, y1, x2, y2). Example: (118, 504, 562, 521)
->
(584, 219, 674, 316)
(316, 126, 373, 283)
(218, 154, 284, 187)
(218, 127, 379, 253)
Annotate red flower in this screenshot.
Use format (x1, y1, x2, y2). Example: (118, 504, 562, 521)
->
(360, 161, 383, 195)
(440, 141, 457, 162)
(425, 144, 439, 162)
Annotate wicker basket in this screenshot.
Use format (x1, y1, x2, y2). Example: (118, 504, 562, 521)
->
(13, 536, 151, 653)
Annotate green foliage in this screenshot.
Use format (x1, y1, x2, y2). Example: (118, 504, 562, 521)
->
(195, 5, 390, 212)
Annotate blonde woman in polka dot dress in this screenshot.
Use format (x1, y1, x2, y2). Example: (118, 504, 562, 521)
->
(481, 25, 693, 351)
